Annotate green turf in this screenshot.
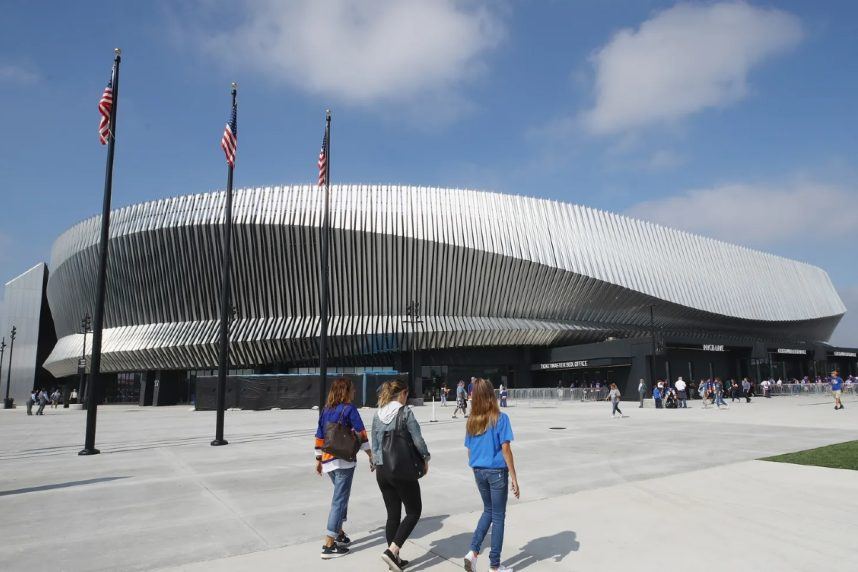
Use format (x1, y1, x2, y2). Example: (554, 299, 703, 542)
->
(763, 441, 858, 471)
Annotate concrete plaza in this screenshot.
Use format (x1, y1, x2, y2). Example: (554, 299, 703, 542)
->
(1, 394, 856, 572)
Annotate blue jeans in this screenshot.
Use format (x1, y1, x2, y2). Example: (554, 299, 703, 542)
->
(470, 468, 509, 568)
(325, 467, 355, 538)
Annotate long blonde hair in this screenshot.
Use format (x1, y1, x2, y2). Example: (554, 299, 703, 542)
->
(378, 379, 408, 407)
(466, 378, 500, 436)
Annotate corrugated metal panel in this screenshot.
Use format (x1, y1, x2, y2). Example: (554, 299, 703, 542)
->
(42, 185, 846, 377)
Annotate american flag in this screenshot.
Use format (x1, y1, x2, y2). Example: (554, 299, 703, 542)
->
(221, 99, 237, 167)
(317, 130, 328, 186)
(98, 79, 113, 145)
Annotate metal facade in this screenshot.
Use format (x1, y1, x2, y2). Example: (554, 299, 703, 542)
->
(1, 264, 50, 403)
(42, 185, 845, 378)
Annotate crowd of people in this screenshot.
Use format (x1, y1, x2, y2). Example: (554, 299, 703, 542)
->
(314, 376, 518, 572)
(439, 379, 509, 419)
(634, 369, 850, 411)
(25, 387, 70, 415)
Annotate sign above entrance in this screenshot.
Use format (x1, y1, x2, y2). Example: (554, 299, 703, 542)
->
(702, 344, 725, 352)
(775, 348, 806, 355)
(532, 356, 631, 371)
(539, 360, 588, 370)
(833, 351, 857, 358)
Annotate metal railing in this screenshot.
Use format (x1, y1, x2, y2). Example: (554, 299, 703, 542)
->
(499, 387, 610, 407)
(493, 383, 855, 407)
(752, 382, 857, 398)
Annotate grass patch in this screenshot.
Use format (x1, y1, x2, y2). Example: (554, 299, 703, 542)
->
(763, 441, 858, 471)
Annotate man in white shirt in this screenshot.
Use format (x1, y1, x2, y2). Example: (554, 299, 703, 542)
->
(675, 377, 687, 408)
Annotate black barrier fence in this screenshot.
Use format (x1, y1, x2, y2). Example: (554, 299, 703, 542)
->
(195, 372, 402, 411)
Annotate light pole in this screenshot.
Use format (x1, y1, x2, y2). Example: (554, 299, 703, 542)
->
(403, 301, 423, 397)
(0, 337, 6, 406)
(4, 326, 16, 408)
(78, 314, 91, 406)
(649, 305, 658, 389)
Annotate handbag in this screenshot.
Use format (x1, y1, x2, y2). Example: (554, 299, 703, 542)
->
(322, 405, 361, 462)
(381, 407, 425, 481)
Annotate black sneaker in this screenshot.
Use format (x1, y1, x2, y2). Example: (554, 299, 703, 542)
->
(335, 532, 351, 545)
(321, 544, 349, 559)
(381, 549, 404, 571)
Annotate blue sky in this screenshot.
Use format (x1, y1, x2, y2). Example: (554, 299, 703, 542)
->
(1, 0, 856, 344)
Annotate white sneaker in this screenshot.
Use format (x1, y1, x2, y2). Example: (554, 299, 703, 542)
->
(464, 551, 478, 572)
(490, 567, 514, 572)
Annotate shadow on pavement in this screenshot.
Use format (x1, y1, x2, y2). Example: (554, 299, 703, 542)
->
(503, 530, 580, 570)
(348, 514, 450, 555)
(0, 476, 130, 497)
(411, 531, 474, 572)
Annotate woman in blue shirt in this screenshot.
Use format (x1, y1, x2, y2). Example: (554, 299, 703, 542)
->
(463, 378, 520, 572)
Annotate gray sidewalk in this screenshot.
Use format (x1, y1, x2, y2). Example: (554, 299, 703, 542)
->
(0, 396, 855, 571)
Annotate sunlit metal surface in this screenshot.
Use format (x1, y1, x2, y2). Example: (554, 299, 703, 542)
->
(43, 185, 845, 377)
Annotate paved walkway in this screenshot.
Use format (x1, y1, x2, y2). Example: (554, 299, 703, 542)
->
(0, 395, 855, 571)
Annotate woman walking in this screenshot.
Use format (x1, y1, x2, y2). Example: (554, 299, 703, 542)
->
(463, 378, 520, 572)
(606, 383, 622, 417)
(372, 380, 431, 571)
(314, 378, 373, 560)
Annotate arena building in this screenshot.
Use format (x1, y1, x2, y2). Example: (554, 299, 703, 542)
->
(1, 185, 855, 406)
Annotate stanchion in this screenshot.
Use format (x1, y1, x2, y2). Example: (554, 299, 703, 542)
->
(430, 394, 438, 423)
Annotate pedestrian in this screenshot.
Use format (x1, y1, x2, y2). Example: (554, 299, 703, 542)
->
(637, 378, 646, 408)
(606, 383, 623, 418)
(36, 390, 48, 415)
(462, 378, 519, 572)
(314, 378, 373, 560)
(372, 379, 431, 571)
(730, 380, 739, 402)
(714, 378, 728, 408)
(51, 388, 60, 408)
(440, 383, 449, 407)
(499, 384, 508, 408)
(831, 369, 845, 410)
(652, 384, 663, 409)
(70, 388, 78, 404)
(26, 391, 35, 415)
(698, 380, 708, 408)
(453, 380, 469, 418)
(741, 378, 751, 402)
(675, 377, 687, 408)
(762, 378, 772, 398)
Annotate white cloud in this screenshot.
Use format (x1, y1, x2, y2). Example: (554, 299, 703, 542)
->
(583, 2, 803, 135)
(624, 182, 858, 247)
(0, 63, 38, 85)
(195, 0, 503, 107)
(645, 149, 685, 171)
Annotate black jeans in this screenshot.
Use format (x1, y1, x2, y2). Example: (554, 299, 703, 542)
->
(376, 467, 422, 548)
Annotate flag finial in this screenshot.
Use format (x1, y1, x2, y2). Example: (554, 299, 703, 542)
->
(114, 48, 121, 56)
(231, 82, 238, 90)
(326, 109, 331, 119)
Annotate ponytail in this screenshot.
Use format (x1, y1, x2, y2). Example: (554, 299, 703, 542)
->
(378, 379, 408, 407)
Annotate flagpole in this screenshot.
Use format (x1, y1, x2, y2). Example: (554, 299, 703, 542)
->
(318, 110, 331, 414)
(79, 48, 121, 456)
(212, 82, 237, 447)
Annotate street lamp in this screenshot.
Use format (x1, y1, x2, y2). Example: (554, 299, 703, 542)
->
(78, 314, 91, 405)
(649, 305, 658, 389)
(4, 326, 16, 408)
(0, 337, 6, 406)
(403, 301, 423, 397)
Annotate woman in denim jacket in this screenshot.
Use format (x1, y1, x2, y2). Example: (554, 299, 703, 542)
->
(371, 379, 430, 571)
